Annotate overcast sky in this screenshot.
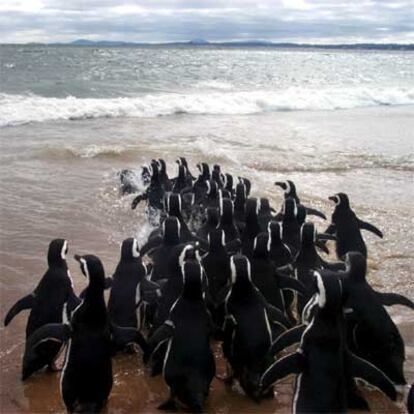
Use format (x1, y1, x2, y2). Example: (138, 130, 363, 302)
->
(1, 0, 413, 44)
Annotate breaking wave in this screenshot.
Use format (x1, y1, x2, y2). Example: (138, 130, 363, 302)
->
(1, 86, 414, 127)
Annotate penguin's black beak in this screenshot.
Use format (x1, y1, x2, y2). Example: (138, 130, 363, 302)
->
(328, 196, 336, 202)
(275, 181, 284, 188)
(74, 254, 82, 262)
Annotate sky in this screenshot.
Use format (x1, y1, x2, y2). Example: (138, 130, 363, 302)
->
(0, 0, 413, 44)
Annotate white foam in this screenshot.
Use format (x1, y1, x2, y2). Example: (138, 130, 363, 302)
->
(1, 86, 414, 127)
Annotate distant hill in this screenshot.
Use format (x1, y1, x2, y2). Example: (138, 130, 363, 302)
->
(4, 39, 412, 51)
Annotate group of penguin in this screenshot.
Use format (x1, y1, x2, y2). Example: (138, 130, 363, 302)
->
(4, 156, 414, 413)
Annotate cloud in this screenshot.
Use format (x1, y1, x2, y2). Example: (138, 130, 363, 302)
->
(0, 0, 413, 43)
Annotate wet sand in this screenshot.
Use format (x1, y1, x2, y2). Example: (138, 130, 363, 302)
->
(1, 107, 413, 412)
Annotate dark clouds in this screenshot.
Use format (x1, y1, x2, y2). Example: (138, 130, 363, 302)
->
(1, 0, 413, 43)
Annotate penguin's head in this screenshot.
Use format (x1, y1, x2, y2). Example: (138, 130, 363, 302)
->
(329, 193, 349, 208)
(120, 237, 140, 261)
(238, 177, 251, 197)
(150, 160, 159, 178)
(207, 229, 225, 251)
(167, 193, 182, 217)
(197, 162, 210, 179)
(260, 198, 271, 214)
(181, 260, 204, 300)
(163, 216, 181, 244)
(313, 270, 345, 313)
(235, 182, 246, 203)
(158, 158, 167, 174)
(177, 244, 201, 271)
(282, 197, 298, 219)
(176, 157, 187, 167)
(47, 239, 68, 267)
(245, 198, 260, 221)
(345, 251, 367, 282)
(253, 232, 270, 258)
(300, 222, 317, 246)
(268, 221, 283, 243)
(74, 254, 105, 288)
(220, 197, 234, 223)
(224, 173, 233, 191)
(230, 254, 252, 285)
(275, 180, 296, 196)
(206, 207, 220, 227)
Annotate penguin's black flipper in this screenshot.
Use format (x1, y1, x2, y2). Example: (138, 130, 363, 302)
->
(22, 323, 71, 380)
(260, 352, 304, 391)
(320, 258, 346, 271)
(275, 264, 294, 277)
(144, 320, 175, 363)
(266, 304, 293, 329)
(317, 233, 337, 242)
(276, 274, 308, 297)
(4, 293, 36, 326)
(268, 324, 306, 356)
(140, 278, 162, 304)
(324, 223, 336, 235)
(140, 235, 163, 257)
(358, 219, 383, 238)
(375, 292, 414, 310)
(348, 351, 397, 401)
(111, 324, 148, 354)
(131, 193, 147, 209)
(304, 206, 327, 220)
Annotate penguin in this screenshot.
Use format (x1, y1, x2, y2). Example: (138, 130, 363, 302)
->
(146, 260, 215, 412)
(212, 164, 224, 189)
(258, 198, 275, 232)
(203, 179, 220, 210)
(341, 252, 413, 384)
(176, 156, 195, 185)
(249, 232, 307, 315)
(223, 173, 235, 197)
(260, 271, 397, 413)
(4, 239, 79, 339)
(146, 217, 182, 282)
(233, 181, 247, 232)
(158, 158, 173, 192)
(217, 197, 240, 243)
(239, 177, 252, 197)
(267, 221, 293, 268)
(275, 180, 326, 220)
(325, 193, 383, 259)
(131, 160, 165, 220)
(192, 162, 210, 204)
(22, 255, 147, 405)
(280, 197, 302, 255)
(222, 254, 282, 400)
(172, 164, 188, 194)
(196, 207, 220, 241)
(165, 193, 194, 242)
(290, 222, 344, 315)
(202, 229, 231, 299)
(241, 198, 262, 258)
(107, 238, 148, 330)
(152, 244, 202, 330)
(119, 169, 139, 195)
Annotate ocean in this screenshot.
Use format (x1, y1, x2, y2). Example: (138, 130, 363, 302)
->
(0, 45, 413, 412)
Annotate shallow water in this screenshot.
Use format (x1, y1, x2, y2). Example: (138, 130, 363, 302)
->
(0, 45, 413, 412)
